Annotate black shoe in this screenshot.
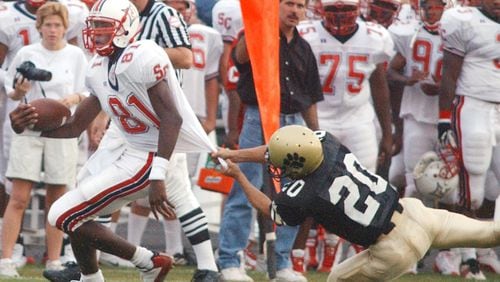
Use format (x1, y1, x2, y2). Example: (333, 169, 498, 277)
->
(191, 269, 222, 282)
(43, 261, 81, 282)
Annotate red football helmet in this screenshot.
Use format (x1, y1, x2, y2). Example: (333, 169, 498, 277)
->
(82, 0, 141, 56)
(26, 0, 47, 9)
(419, 0, 447, 32)
(366, 0, 401, 27)
(321, 0, 360, 36)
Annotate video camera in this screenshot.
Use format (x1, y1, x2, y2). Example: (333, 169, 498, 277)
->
(15, 61, 52, 83)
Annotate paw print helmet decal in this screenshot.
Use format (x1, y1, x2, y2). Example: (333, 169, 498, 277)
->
(267, 125, 324, 179)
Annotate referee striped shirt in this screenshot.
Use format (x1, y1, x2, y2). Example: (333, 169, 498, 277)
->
(136, 0, 191, 80)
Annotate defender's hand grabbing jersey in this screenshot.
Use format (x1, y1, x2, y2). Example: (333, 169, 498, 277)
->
(298, 20, 394, 124)
(270, 131, 400, 247)
(440, 6, 500, 100)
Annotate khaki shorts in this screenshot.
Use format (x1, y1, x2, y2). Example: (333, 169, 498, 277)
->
(6, 135, 78, 186)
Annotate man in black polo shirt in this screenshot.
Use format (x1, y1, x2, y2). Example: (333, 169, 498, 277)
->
(218, 0, 323, 281)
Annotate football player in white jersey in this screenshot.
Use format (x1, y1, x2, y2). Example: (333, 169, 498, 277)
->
(9, 0, 218, 281)
(363, 0, 402, 28)
(211, 0, 242, 148)
(298, 0, 394, 272)
(387, 0, 478, 276)
(439, 0, 500, 278)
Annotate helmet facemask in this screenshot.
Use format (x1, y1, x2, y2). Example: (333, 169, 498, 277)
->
(368, 0, 401, 27)
(83, 0, 140, 56)
(83, 18, 121, 56)
(322, 2, 360, 36)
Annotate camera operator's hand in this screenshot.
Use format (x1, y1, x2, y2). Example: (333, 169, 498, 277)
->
(10, 74, 32, 101)
(9, 103, 38, 134)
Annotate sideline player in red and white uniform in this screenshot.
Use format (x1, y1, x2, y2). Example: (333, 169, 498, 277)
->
(211, 0, 242, 148)
(10, 0, 218, 280)
(439, 0, 500, 278)
(298, 0, 394, 272)
(387, 0, 477, 277)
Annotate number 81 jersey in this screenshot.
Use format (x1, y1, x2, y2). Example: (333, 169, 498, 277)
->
(298, 20, 394, 122)
(271, 131, 401, 247)
(85, 40, 174, 152)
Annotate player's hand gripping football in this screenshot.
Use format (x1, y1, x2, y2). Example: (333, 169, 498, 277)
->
(149, 180, 176, 220)
(9, 103, 38, 134)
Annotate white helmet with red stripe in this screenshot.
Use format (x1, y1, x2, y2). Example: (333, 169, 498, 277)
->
(321, 0, 360, 36)
(83, 0, 140, 56)
(413, 151, 459, 200)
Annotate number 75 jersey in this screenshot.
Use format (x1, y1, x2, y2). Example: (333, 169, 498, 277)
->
(298, 20, 394, 122)
(271, 131, 400, 247)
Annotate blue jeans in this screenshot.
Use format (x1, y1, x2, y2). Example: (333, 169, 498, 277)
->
(218, 106, 303, 270)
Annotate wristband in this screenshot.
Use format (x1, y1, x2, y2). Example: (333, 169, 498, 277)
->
(149, 156, 169, 180)
(439, 110, 451, 121)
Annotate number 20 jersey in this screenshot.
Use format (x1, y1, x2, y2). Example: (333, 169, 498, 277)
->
(270, 131, 400, 247)
(298, 20, 394, 124)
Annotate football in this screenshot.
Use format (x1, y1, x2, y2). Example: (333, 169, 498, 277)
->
(28, 98, 71, 131)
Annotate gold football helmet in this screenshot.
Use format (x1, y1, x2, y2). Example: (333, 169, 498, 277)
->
(267, 125, 324, 179)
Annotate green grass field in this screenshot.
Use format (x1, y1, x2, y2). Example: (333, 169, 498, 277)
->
(3, 265, 500, 282)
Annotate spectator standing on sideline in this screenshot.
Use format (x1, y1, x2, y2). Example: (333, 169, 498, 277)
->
(218, 1, 323, 281)
(0, 2, 87, 277)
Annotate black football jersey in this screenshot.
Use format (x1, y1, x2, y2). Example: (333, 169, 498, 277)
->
(270, 131, 401, 247)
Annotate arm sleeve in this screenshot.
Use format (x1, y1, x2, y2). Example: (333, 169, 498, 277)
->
(439, 8, 471, 57)
(157, 8, 191, 48)
(372, 28, 396, 65)
(304, 43, 324, 103)
(270, 201, 306, 226)
(205, 30, 223, 80)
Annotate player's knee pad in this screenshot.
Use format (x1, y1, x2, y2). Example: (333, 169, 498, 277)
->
(462, 132, 492, 175)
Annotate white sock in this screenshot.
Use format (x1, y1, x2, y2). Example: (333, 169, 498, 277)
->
(163, 219, 183, 254)
(192, 240, 217, 271)
(81, 269, 104, 282)
(128, 213, 149, 245)
(131, 246, 154, 269)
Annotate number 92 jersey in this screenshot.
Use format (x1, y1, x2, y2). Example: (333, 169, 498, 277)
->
(439, 7, 500, 101)
(270, 131, 401, 247)
(85, 40, 174, 152)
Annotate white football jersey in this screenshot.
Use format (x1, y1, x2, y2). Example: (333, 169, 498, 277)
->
(211, 0, 242, 43)
(391, 21, 443, 124)
(0, 1, 40, 69)
(86, 40, 212, 153)
(440, 7, 500, 101)
(298, 20, 394, 124)
(0, 0, 87, 69)
(183, 24, 223, 118)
